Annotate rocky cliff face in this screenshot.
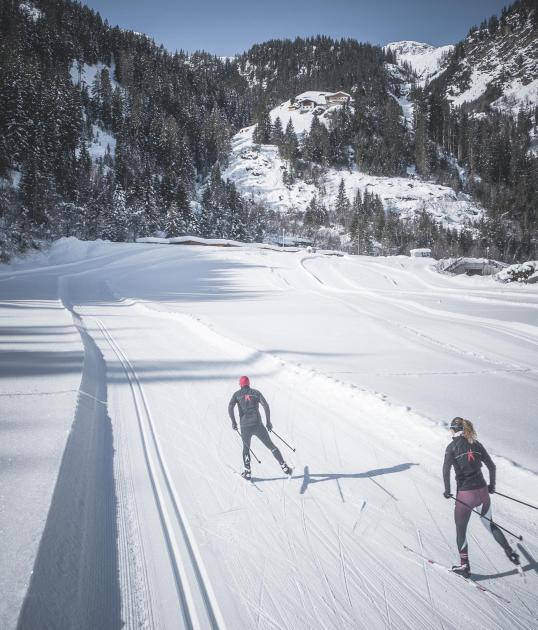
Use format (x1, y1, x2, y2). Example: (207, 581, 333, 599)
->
(430, 1, 538, 114)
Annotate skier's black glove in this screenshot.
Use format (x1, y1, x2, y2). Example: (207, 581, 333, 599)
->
(266, 422, 273, 432)
(488, 484, 495, 494)
(232, 421, 238, 431)
(443, 490, 452, 499)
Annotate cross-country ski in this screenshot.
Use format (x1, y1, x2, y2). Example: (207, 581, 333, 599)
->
(403, 545, 512, 605)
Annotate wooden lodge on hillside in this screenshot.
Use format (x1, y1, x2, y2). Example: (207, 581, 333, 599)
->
(290, 91, 352, 113)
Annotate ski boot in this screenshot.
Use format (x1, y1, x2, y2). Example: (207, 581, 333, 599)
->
(451, 563, 470, 579)
(505, 548, 520, 565)
(281, 463, 293, 476)
(241, 468, 251, 481)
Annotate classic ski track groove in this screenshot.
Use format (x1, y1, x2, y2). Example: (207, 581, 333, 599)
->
(56, 268, 158, 630)
(96, 319, 226, 630)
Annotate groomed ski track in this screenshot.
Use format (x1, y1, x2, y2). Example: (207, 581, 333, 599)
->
(1, 241, 537, 629)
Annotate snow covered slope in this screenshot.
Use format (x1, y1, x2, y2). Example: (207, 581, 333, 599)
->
(385, 41, 454, 85)
(431, 6, 538, 113)
(1, 239, 537, 629)
(224, 124, 483, 228)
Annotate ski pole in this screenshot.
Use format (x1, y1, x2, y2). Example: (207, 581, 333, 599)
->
(450, 495, 523, 541)
(269, 428, 296, 452)
(494, 491, 538, 511)
(235, 428, 261, 463)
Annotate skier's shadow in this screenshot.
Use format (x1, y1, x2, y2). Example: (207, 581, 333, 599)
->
(251, 463, 418, 499)
(472, 544, 538, 582)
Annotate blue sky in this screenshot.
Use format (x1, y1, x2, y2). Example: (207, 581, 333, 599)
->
(81, 0, 510, 56)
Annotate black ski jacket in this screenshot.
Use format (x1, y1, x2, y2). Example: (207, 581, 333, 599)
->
(228, 387, 270, 427)
(443, 435, 496, 493)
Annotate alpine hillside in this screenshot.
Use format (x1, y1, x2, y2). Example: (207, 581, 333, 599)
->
(1, 0, 537, 261)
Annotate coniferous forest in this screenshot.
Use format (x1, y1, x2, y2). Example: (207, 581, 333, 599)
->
(1, 0, 537, 261)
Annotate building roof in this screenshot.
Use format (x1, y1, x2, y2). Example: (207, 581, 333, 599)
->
(410, 248, 432, 255)
(295, 91, 352, 107)
(295, 91, 333, 106)
(326, 91, 351, 99)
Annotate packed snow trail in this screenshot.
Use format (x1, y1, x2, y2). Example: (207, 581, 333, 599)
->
(115, 246, 537, 471)
(1, 239, 537, 629)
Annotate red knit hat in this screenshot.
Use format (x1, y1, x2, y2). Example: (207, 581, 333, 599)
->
(239, 375, 250, 388)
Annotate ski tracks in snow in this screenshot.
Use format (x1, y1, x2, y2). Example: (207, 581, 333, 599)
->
(15, 246, 537, 630)
(95, 319, 226, 630)
(298, 255, 538, 375)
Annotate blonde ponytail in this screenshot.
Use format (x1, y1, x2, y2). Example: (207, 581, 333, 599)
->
(462, 419, 477, 443)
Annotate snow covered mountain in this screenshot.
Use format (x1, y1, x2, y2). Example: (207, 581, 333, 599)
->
(429, 2, 538, 113)
(385, 40, 454, 85)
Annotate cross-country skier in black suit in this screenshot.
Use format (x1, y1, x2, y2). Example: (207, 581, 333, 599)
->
(228, 376, 292, 480)
(443, 417, 520, 578)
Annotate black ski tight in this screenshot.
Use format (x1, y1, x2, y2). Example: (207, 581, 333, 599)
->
(455, 486, 510, 564)
(240, 423, 284, 469)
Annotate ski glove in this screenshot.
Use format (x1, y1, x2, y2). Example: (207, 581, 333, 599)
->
(443, 490, 452, 499)
(232, 421, 238, 431)
(488, 484, 495, 494)
(266, 422, 273, 432)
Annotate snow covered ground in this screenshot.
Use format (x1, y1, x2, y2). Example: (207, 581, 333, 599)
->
(1, 239, 537, 629)
(224, 125, 483, 228)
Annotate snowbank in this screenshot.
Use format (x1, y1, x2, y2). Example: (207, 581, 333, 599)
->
(496, 260, 538, 283)
(136, 236, 243, 247)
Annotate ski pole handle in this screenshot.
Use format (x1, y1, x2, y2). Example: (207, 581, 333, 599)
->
(450, 495, 523, 541)
(495, 491, 538, 511)
(235, 428, 261, 463)
(270, 428, 296, 452)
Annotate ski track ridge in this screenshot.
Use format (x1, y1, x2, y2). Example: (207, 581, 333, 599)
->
(96, 319, 227, 630)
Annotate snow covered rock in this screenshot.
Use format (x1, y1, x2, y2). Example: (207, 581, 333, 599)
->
(496, 260, 538, 283)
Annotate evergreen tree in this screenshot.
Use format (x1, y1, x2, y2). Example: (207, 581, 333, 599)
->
(334, 178, 350, 227)
(253, 109, 272, 145)
(271, 116, 284, 146)
(281, 119, 299, 162)
(304, 196, 328, 231)
(100, 185, 129, 241)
